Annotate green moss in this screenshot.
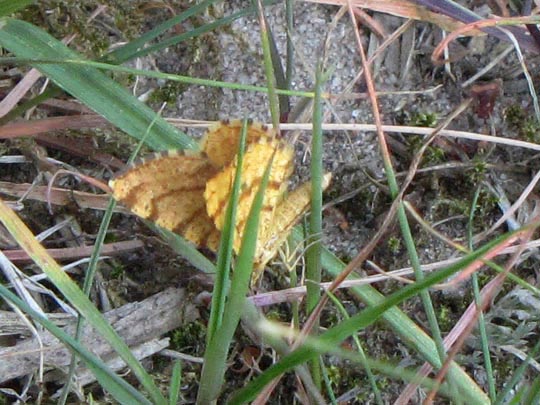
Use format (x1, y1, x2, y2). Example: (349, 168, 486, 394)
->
(109, 260, 125, 279)
(324, 363, 363, 397)
(475, 270, 493, 289)
(521, 118, 540, 143)
(505, 104, 540, 142)
(409, 112, 438, 128)
(150, 81, 188, 105)
(405, 135, 445, 165)
(406, 135, 424, 155)
(15, 0, 153, 91)
(492, 356, 517, 382)
(467, 157, 488, 185)
(0, 142, 9, 157)
(265, 308, 283, 322)
(326, 364, 342, 388)
(387, 236, 401, 254)
(471, 189, 499, 231)
(170, 321, 207, 356)
(438, 305, 451, 331)
(424, 145, 446, 165)
(18, 1, 142, 57)
(322, 304, 341, 327)
(431, 197, 469, 219)
(437, 301, 469, 332)
(505, 104, 526, 127)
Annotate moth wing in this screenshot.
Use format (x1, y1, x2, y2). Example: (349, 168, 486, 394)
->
(252, 173, 332, 283)
(200, 120, 277, 168)
(109, 150, 220, 250)
(204, 138, 294, 253)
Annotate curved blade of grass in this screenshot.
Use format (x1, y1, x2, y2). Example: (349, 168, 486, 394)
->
(197, 146, 275, 404)
(0, 284, 152, 405)
(303, 61, 327, 387)
(0, 56, 316, 99)
(0, 0, 33, 16)
(168, 360, 183, 405)
(523, 375, 540, 404)
(59, 197, 119, 405)
(494, 339, 540, 404)
(59, 117, 163, 405)
(153, 226, 216, 275)
(256, 0, 280, 128)
(253, 322, 456, 399)
(306, 63, 327, 311)
(110, 0, 279, 63)
(106, 0, 219, 64)
(206, 119, 248, 342)
(259, 9, 289, 117)
(0, 2, 296, 128)
(468, 185, 496, 401)
(285, 0, 294, 90)
(0, 18, 196, 151)
(0, 199, 167, 404)
(230, 230, 515, 403)
(318, 234, 489, 404)
(0, 0, 247, 125)
(325, 290, 383, 404)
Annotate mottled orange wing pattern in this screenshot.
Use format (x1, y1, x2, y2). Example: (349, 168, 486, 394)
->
(109, 120, 330, 283)
(252, 173, 332, 282)
(109, 150, 221, 250)
(204, 135, 294, 253)
(201, 120, 275, 168)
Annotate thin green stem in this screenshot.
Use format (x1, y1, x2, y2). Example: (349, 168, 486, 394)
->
(326, 290, 383, 405)
(197, 131, 274, 403)
(304, 60, 326, 388)
(347, 8, 458, 394)
(468, 186, 496, 401)
(59, 115, 162, 405)
(206, 121, 248, 343)
(285, 0, 294, 90)
(256, 0, 280, 127)
(0, 57, 316, 99)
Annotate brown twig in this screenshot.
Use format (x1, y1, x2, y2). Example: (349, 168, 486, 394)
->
(3, 240, 144, 264)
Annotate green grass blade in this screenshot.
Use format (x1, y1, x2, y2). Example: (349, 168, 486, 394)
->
(113, 0, 280, 63)
(304, 61, 326, 387)
(206, 120, 248, 343)
(0, 56, 316, 99)
(237, 321, 455, 400)
(285, 0, 294, 90)
(494, 339, 540, 404)
(0, 284, 153, 405)
(0, 200, 167, 404)
(154, 226, 216, 275)
(256, 0, 280, 127)
(106, 0, 218, 64)
(197, 145, 275, 404)
(0, 0, 33, 16)
(169, 360, 182, 405)
(60, 117, 162, 405)
(325, 290, 383, 404)
(306, 62, 326, 311)
(468, 186, 496, 401)
(523, 375, 540, 405)
(260, 10, 289, 117)
(317, 232, 489, 404)
(59, 197, 118, 405)
(231, 230, 513, 403)
(0, 18, 196, 151)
